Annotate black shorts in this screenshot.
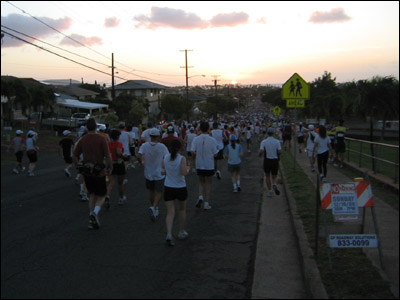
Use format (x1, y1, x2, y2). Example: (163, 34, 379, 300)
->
(112, 162, 126, 176)
(215, 149, 224, 160)
(15, 151, 23, 163)
(228, 163, 241, 173)
(146, 179, 165, 192)
(164, 186, 188, 202)
(285, 134, 292, 141)
(197, 169, 215, 177)
(297, 136, 304, 144)
(263, 158, 279, 176)
(27, 150, 37, 163)
(335, 142, 346, 153)
(84, 175, 107, 196)
(129, 146, 136, 157)
(64, 155, 73, 164)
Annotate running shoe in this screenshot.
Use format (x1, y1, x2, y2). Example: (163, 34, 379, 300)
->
(203, 202, 212, 210)
(268, 190, 274, 197)
(21, 166, 26, 172)
(118, 196, 127, 205)
(166, 234, 175, 246)
(64, 168, 71, 177)
(105, 196, 110, 210)
(237, 185, 241, 192)
(123, 179, 128, 185)
(88, 219, 95, 230)
(216, 171, 221, 180)
(233, 187, 238, 193)
(149, 206, 156, 222)
(89, 213, 100, 229)
(311, 168, 316, 172)
(13, 168, 19, 174)
(195, 197, 204, 208)
(178, 231, 189, 240)
(80, 192, 89, 201)
(273, 184, 280, 196)
(154, 208, 159, 220)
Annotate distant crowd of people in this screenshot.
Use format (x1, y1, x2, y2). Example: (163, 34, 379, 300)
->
(8, 113, 347, 246)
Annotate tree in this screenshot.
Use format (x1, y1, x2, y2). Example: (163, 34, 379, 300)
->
(161, 94, 185, 120)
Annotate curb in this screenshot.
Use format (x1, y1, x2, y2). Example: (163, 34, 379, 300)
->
(280, 165, 329, 299)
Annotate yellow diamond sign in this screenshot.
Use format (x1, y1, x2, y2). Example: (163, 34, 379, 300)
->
(282, 73, 310, 100)
(273, 106, 281, 116)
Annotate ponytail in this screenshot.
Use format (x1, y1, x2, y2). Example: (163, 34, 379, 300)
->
(170, 139, 182, 161)
(231, 139, 236, 149)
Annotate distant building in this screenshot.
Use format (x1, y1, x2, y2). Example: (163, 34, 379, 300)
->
(107, 80, 169, 118)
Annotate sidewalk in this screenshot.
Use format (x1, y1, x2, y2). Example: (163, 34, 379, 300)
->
(294, 148, 399, 298)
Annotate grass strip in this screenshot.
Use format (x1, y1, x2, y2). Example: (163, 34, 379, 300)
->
(280, 150, 395, 299)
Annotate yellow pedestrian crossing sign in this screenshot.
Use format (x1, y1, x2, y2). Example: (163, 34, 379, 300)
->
(286, 99, 305, 108)
(273, 106, 281, 116)
(282, 73, 310, 100)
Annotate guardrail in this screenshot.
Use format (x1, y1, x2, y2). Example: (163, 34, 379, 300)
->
(345, 137, 399, 183)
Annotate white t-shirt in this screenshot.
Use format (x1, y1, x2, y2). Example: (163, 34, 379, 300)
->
(306, 131, 318, 150)
(260, 137, 281, 159)
(314, 136, 331, 154)
(164, 154, 186, 188)
(191, 134, 218, 170)
(211, 129, 224, 150)
(138, 142, 169, 180)
(185, 132, 197, 152)
(118, 130, 131, 156)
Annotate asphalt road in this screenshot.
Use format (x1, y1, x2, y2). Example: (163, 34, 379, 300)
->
(1, 143, 264, 299)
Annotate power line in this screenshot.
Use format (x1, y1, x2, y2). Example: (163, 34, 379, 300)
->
(1, 29, 129, 81)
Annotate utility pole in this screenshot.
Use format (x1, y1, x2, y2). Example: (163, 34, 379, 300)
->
(111, 52, 115, 100)
(211, 75, 220, 98)
(180, 49, 193, 121)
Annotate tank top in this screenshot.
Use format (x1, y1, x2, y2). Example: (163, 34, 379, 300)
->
(164, 154, 186, 188)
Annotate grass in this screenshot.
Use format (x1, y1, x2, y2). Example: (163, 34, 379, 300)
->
(346, 139, 399, 181)
(280, 150, 395, 299)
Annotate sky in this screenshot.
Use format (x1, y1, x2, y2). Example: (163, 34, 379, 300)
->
(1, 1, 399, 87)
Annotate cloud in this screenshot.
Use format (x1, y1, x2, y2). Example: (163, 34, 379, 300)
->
(134, 6, 208, 29)
(1, 13, 71, 48)
(134, 7, 250, 30)
(256, 17, 267, 25)
(60, 34, 102, 47)
(309, 8, 351, 24)
(104, 16, 120, 28)
(210, 12, 249, 27)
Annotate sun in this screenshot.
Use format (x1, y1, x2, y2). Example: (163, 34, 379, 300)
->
(231, 80, 238, 85)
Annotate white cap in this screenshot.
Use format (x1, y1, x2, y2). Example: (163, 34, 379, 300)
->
(27, 130, 35, 136)
(98, 124, 106, 131)
(63, 130, 71, 136)
(16, 130, 23, 135)
(149, 128, 160, 136)
(308, 124, 315, 130)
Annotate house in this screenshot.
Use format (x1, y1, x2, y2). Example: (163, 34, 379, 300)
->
(56, 85, 99, 101)
(107, 80, 169, 118)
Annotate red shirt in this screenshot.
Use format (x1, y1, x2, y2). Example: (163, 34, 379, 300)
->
(108, 141, 124, 161)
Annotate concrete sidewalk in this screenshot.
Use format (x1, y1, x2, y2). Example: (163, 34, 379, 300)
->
(294, 148, 399, 298)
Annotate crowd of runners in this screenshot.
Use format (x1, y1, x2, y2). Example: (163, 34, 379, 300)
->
(7, 106, 347, 246)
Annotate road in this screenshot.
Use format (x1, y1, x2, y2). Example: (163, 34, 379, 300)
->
(2, 143, 269, 299)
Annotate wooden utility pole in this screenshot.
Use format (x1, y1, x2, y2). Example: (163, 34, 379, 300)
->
(211, 75, 220, 98)
(111, 52, 115, 100)
(180, 49, 193, 121)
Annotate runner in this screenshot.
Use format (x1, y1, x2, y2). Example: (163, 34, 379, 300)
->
(305, 124, 317, 172)
(297, 122, 305, 154)
(58, 130, 74, 178)
(162, 139, 190, 246)
(137, 128, 169, 222)
(8, 129, 26, 174)
(259, 127, 282, 197)
(334, 119, 347, 168)
(184, 126, 197, 173)
(224, 134, 244, 192)
(210, 122, 224, 180)
(72, 118, 113, 230)
(191, 121, 218, 210)
(26, 130, 39, 177)
(106, 129, 127, 208)
(313, 125, 332, 182)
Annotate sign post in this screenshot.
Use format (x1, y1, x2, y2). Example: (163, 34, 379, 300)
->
(281, 73, 310, 170)
(316, 180, 384, 270)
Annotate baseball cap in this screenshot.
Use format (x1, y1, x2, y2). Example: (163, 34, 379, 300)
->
(149, 128, 160, 136)
(118, 122, 125, 129)
(98, 124, 106, 131)
(27, 130, 34, 136)
(63, 130, 71, 136)
(230, 134, 237, 141)
(167, 125, 174, 133)
(308, 124, 315, 130)
(16, 130, 23, 135)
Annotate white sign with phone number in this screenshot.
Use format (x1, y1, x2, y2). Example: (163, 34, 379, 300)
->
(329, 234, 378, 248)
